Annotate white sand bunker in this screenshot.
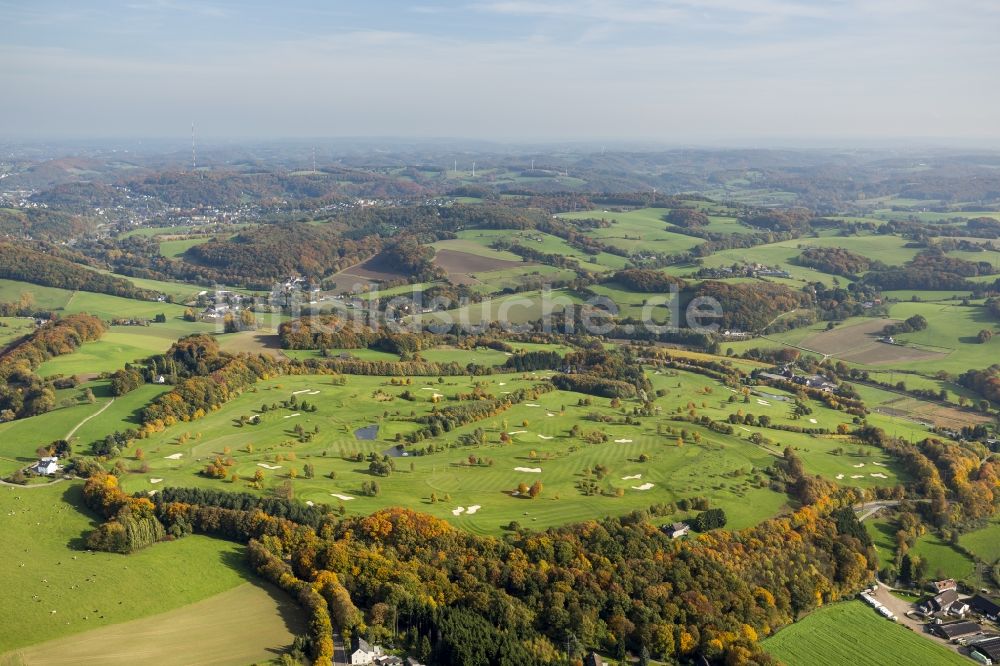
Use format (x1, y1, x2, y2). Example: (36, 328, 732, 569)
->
(757, 400, 771, 406)
(853, 463, 865, 468)
(283, 413, 301, 418)
(873, 461, 886, 467)
(501, 391, 512, 394)
(809, 418, 818, 424)
(308, 391, 320, 395)
(614, 438, 633, 443)
(870, 473, 888, 479)
(147, 490, 158, 496)
(466, 505, 481, 515)
(507, 430, 527, 435)
(330, 493, 354, 501)
(164, 453, 183, 460)
(420, 387, 439, 391)
(622, 474, 642, 480)
(537, 434, 553, 440)
(305, 500, 315, 507)
(498, 382, 507, 386)
(632, 482, 655, 491)
(257, 463, 282, 470)
(836, 474, 845, 480)
(149, 478, 163, 484)
(452, 506, 465, 516)
(525, 403, 540, 407)
(851, 474, 864, 479)
(292, 389, 311, 395)
(515, 467, 542, 473)
(546, 412, 555, 417)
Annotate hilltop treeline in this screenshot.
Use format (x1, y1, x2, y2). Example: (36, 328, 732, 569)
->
(740, 208, 815, 232)
(692, 282, 807, 332)
(278, 316, 435, 353)
(185, 222, 383, 281)
(665, 207, 710, 228)
(550, 346, 650, 398)
(0, 242, 158, 300)
(864, 249, 997, 291)
(610, 269, 687, 293)
(139, 335, 282, 427)
(0, 207, 98, 240)
(0, 314, 106, 420)
(797, 246, 881, 278)
(959, 365, 1000, 404)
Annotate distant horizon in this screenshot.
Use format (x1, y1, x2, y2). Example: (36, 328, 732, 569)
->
(2, 1, 999, 141)
(5, 134, 1000, 154)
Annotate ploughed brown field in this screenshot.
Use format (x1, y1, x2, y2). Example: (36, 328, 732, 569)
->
(432, 248, 529, 284)
(798, 319, 947, 365)
(331, 255, 410, 290)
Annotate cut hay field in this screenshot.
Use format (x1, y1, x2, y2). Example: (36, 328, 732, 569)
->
(556, 208, 704, 255)
(0, 582, 304, 666)
(729, 300, 1000, 377)
(425, 288, 585, 325)
(0, 483, 260, 654)
(796, 318, 946, 365)
(763, 601, 968, 666)
(451, 229, 629, 272)
(329, 257, 409, 292)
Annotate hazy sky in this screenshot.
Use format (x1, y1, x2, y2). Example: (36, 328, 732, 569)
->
(2, 0, 999, 142)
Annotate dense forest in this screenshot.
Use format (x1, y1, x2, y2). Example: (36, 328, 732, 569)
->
(0, 242, 159, 300)
(690, 282, 808, 332)
(0, 313, 106, 420)
(82, 469, 875, 666)
(797, 246, 881, 279)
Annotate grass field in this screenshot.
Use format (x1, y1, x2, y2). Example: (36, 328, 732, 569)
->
(960, 518, 1000, 565)
(911, 533, 976, 582)
(158, 237, 213, 259)
(557, 208, 704, 255)
(0, 582, 304, 666)
(451, 229, 629, 272)
(37, 324, 215, 378)
(0, 483, 259, 654)
(0, 316, 35, 347)
(426, 288, 586, 325)
(865, 518, 977, 583)
(764, 601, 968, 666)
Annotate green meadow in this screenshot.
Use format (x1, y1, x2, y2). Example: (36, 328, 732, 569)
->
(764, 601, 968, 666)
(0, 483, 252, 653)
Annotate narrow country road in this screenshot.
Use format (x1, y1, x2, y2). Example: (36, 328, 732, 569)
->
(333, 632, 348, 666)
(854, 500, 900, 522)
(65, 397, 116, 440)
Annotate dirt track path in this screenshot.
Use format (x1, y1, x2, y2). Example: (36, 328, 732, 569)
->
(65, 398, 116, 441)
